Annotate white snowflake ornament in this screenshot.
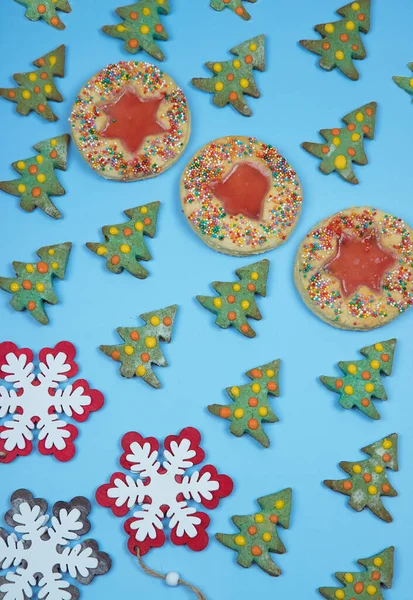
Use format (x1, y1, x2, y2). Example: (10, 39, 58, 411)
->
(0, 489, 111, 600)
(96, 427, 233, 556)
(0, 341, 104, 463)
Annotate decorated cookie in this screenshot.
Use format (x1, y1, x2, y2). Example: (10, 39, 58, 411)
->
(100, 305, 177, 388)
(302, 102, 377, 184)
(87, 202, 159, 278)
(208, 360, 280, 448)
(70, 61, 190, 182)
(197, 260, 269, 338)
(14, 0, 71, 29)
(0, 45, 65, 121)
(294, 207, 413, 330)
(324, 434, 398, 523)
(181, 137, 303, 256)
(0, 134, 69, 219)
(300, 0, 371, 81)
(0, 489, 111, 600)
(210, 0, 256, 20)
(319, 547, 394, 599)
(320, 339, 396, 419)
(103, 0, 170, 60)
(393, 63, 413, 103)
(0, 242, 72, 325)
(216, 489, 292, 576)
(192, 36, 265, 117)
(0, 341, 104, 463)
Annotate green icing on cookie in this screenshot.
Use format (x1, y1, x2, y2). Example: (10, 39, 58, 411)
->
(320, 339, 396, 420)
(300, 0, 371, 81)
(0, 45, 65, 122)
(319, 547, 395, 599)
(216, 489, 292, 577)
(210, 0, 256, 21)
(102, 0, 170, 61)
(393, 63, 413, 103)
(86, 202, 160, 279)
(14, 0, 71, 30)
(324, 434, 398, 523)
(0, 242, 72, 325)
(0, 134, 69, 219)
(197, 259, 269, 338)
(192, 35, 265, 117)
(100, 305, 177, 388)
(302, 102, 377, 184)
(208, 360, 280, 448)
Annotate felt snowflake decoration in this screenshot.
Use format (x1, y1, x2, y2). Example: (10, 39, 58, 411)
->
(0, 341, 104, 463)
(0, 489, 111, 600)
(96, 427, 233, 556)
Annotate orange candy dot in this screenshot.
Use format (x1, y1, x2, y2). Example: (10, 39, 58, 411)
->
(244, 55, 253, 64)
(34, 86, 40, 94)
(247, 283, 256, 292)
(29, 165, 38, 175)
(382, 484, 390, 493)
(37, 262, 48, 274)
(354, 582, 364, 593)
(348, 148, 356, 157)
(40, 72, 48, 80)
(141, 353, 150, 363)
(50, 150, 57, 159)
(8, 90, 16, 98)
(340, 33, 349, 42)
(129, 39, 139, 49)
(227, 295, 236, 304)
(269, 514, 279, 524)
(37, 4, 46, 13)
(144, 217, 152, 226)
(363, 473, 372, 483)
(358, 13, 365, 20)
(348, 123, 356, 131)
(228, 311, 236, 321)
(123, 227, 133, 237)
(361, 371, 371, 380)
(248, 526, 257, 535)
(111, 255, 120, 265)
(366, 108, 373, 117)
(361, 398, 370, 407)
(251, 546, 262, 556)
(267, 381, 277, 392)
(381, 353, 389, 362)
(331, 128, 340, 136)
(22, 280, 32, 290)
(38, 104, 46, 113)
(219, 407, 232, 419)
(251, 369, 263, 379)
(129, 11, 138, 19)
(32, 187, 42, 198)
(322, 146, 330, 154)
(336, 379, 343, 389)
(50, 16, 59, 26)
(362, 125, 370, 134)
(163, 316, 172, 326)
(111, 350, 121, 360)
(383, 453, 391, 462)
(248, 397, 258, 407)
(352, 44, 359, 51)
(229, 91, 238, 101)
(38, 58, 45, 66)
(130, 331, 140, 341)
(235, 6, 244, 15)
(371, 571, 380, 581)
(240, 324, 249, 333)
(223, 0, 230, 3)
(322, 42, 330, 50)
(343, 480, 352, 490)
(227, 73, 235, 81)
(27, 301, 36, 311)
(248, 419, 259, 430)
(155, 24, 163, 33)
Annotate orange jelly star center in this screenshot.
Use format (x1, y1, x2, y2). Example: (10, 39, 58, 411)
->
(211, 162, 271, 221)
(324, 230, 397, 297)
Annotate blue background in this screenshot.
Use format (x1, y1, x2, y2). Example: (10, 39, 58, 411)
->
(1, 1, 413, 598)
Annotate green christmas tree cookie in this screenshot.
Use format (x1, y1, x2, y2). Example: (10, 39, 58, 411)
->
(86, 202, 160, 279)
(0, 45, 65, 122)
(300, 0, 371, 81)
(216, 489, 292, 577)
(210, 0, 256, 21)
(100, 305, 177, 388)
(0, 242, 72, 325)
(0, 134, 69, 219)
(320, 339, 396, 420)
(208, 360, 280, 448)
(302, 102, 377, 184)
(102, 0, 170, 60)
(393, 63, 413, 103)
(324, 434, 398, 523)
(14, 0, 71, 30)
(197, 259, 269, 339)
(319, 547, 395, 599)
(192, 35, 265, 117)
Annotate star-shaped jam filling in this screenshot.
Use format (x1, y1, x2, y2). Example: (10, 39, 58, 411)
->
(324, 230, 397, 297)
(211, 162, 271, 221)
(98, 87, 167, 154)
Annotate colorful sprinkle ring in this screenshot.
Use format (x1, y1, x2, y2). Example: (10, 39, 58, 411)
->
(294, 207, 413, 330)
(180, 136, 303, 256)
(69, 61, 191, 181)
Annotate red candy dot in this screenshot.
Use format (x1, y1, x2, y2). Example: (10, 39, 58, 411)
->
(383, 453, 391, 462)
(248, 526, 257, 535)
(8, 90, 16, 98)
(382, 484, 390, 493)
(340, 33, 349, 42)
(141, 353, 150, 363)
(37, 4, 46, 13)
(354, 582, 364, 594)
(352, 44, 359, 51)
(361, 398, 370, 407)
(228, 311, 236, 321)
(244, 55, 253, 64)
(129, 11, 138, 19)
(50, 16, 59, 26)
(32, 187, 42, 198)
(372, 571, 380, 581)
(227, 73, 235, 81)
(22, 280, 32, 290)
(163, 316, 172, 326)
(34, 86, 40, 94)
(348, 148, 356, 157)
(362, 125, 370, 134)
(123, 227, 133, 237)
(331, 128, 340, 135)
(111, 350, 121, 360)
(251, 369, 263, 378)
(129, 39, 139, 49)
(248, 419, 259, 430)
(366, 107, 373, 117)
(38, 104, 46, 113)
(229, 91, 238, 101)
(227, 295, 236, 304)
(130, 331, 140, 341)
(29, 165, 38, 175)
(248, 397, 258, 407)
(40, 72, 48, 80)
(144, 217, 152, 226)
(155, 24, 163, 33)
(343, 480, 352, 490)
(267, 381, 277, 392)
(111, 255, 120, 265)
(27, 301, 36, 311)
(363, 473, 372, 483)
(240, 324, 249, 333)
(251, 546, 262, 556)
(50, 150, 57, 159)
(322, 146, 329, 154)
(381, 353, 389, 362)
(358, 13, 365, 20)
(361, 371, 371, 380)
(37, 262, 48, 274)
(322, 42, 330, 50)
(247, 283, 256, 292)
(269, 514, 278, 524)
(38, 58, 45, 66)
(335, 379, 343, 389)
(235, 6, 244, 14)
(347, 123, 356, 131)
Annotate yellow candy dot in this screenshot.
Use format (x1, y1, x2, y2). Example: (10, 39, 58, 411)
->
(140, 206, 148, 214)
(344, 573, 354, 583)
(29, 73, 37, 82)
(17, 161, 26, 170)
(142, 7, 151, 15)
(370, 360, 380, 370)
(135, 222, 144, 231)
(374, 557, 383, 567)
(351, 2, 360, 9)
(365, 383, 374, 393)
(347, 364, 357, 374)
(51, 262, 59, 269)
(50, 139, 57, 148)
(352, 465, 362, 474)
(375, 465, 384, 474)
(136, 365, 146, 377)
(145, 337, 157, 349)
(17, 184, 26, 193)
(215, 81, 224, 92)
(266, 369, 274, 378)
(325, 23, 335, 33)
(233, 283, 241, 292)
(344, 385, 354, 395)
(258, 407, 268, 417)
(240, 78, 249, 89)
(250, 272, 259, 281)
(254, 514, 264, 523)
(382, 439, 393, 449)
(49, 55, 57, 67)
(274, 500, 285, 510)
(36, 155, 44, 164)
(332, 137, 341, 146)
(213, 298, 222, 309)
(335, 592, 345, 600)
(249, 43, 257, 51)
(366, 586, 377, 596)
(368, 485, 378, 495)
(235, 536, 246, 546)
(241, 300, 250, 310)
(48, 248, 55, 255)
(120, 244, 131, 253)
(251, 383, 261, 394)
(22, 90, 31, 99)
(334, 155, 347, 170)
(262, 533, 272, 542)
(157, 0, 165, 4)
(335, 50, 345, 61)
(109, 227, 119, 235)
(213, 63, 222, 73)
(37, 174, 46, 183)
(124, 345, 134, 356)
(346, 20, 356, 30)
(44, 84, 53, 94)
(374, 343, 384, 351)
(26, 264, 34, 273)
(35, 283, 45, 292)
(140, 24, 150, 34)
(352, 132, 361, 142)
(231, 386, 240, 398)
(356, 112, 364, 122)
(10, 283, 19, 292)
(150, 316, 160, 326)
(234, 408, 245, 419)
(97, 246, 107, 256)
(233, 59, 241, 68)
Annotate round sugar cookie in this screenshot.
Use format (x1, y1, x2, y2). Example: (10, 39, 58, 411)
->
(69, 61, 191, 181)
(294, 207, 413, 331)
(180, 136, 303, 256)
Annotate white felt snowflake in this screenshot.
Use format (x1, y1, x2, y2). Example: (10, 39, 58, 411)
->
(96, 427, 233, 556)
(0, 341, 104, 463)
(0, 489, 111, 600)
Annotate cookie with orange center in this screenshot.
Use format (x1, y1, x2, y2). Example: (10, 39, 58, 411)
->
(70, 61, 190, 181)
(181, 136, 303, 256)
(294, 207, 413, 330)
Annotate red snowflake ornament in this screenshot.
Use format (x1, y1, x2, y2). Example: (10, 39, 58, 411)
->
(0, 341, 104, 463)
(96, 427, 233, 556)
